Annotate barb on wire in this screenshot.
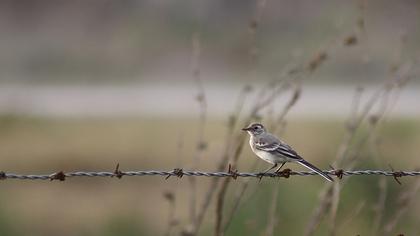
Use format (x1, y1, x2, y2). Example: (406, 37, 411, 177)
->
(389, 164, 403, 185)
(50, 171, 66, 181)
(113, 163, 124, 179)
(228, 164, 239, 180)
(329, 165, 344, 179)
(0, 171, 7, 180)
(1, 169, 420, 181)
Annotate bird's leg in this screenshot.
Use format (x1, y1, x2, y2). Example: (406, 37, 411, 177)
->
(263, 163, 278, 174)
(274, 163, 285, 173)
(257, 163, 278, 180)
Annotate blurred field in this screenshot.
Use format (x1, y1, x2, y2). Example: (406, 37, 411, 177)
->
(1, 0, 420, 235)
(1, 116, 420, 235)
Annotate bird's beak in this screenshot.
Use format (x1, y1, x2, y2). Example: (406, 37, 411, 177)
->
(242, 126, 250, 131)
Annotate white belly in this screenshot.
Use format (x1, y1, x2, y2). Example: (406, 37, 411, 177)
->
(254, 149, 281, 164)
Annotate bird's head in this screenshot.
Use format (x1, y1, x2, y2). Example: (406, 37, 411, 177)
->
(242, 123, 266, 136)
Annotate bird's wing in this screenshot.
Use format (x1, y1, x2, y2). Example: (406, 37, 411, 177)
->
(254, 134, 302, 160)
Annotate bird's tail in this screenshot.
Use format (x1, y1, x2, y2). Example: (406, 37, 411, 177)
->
(297, 159, 334, 182)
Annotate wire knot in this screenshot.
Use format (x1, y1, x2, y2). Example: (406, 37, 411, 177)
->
(113, 163, 124, 179)
(0, 171, 6, 180)
(166, 168, 184, 179)
(393, 171, 404, 185)
(276, 168, 291, 178)
(50, 171, 66, 181)
(228, 164, 238, 180)
(333, 169, 344, 179)
(389, 165, 403, 185)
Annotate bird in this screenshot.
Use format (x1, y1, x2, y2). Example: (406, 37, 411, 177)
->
(242, 122, 333, 182)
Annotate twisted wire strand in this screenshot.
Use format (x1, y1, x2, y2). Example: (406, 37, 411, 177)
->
(1, 169, 420, 181)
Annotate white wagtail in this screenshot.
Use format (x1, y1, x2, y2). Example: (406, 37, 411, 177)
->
(242, 123, 333, 182)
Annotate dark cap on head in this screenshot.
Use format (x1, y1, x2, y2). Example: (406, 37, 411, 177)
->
(242, 123, 265, 133)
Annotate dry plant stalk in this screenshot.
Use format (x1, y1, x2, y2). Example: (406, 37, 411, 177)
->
(337, 201, 366, 231)
(248, 0, 266, 65)
(163, 191, 178, 236)
(328, 86, 370, 236)
(221, 5, 366, 233)
(164, 132, 184, 236)
(213, 81, 288, 236)
(367, 100, 389, 236)
(371, 177, 387, 235)
(264, 83, 302, 235)
(186, 32, 207, 233)
(328, 180, 341, 236)
(214, 173, 230, 236)
(188, 85, 252, 235)
(383, 178, 420, 235)
(368, 66, 414, 236)
(181, 1, 416, 235)
(214, 136, 248, 236)
(356, 0, 366, 32)
(265, 182, 280, 236)
(221, 83, 301, 231)
(221, 11, 371, 231)
(304, 64, 414, 236)
(305, 185, 335, 236)
(305, 87, 388, 236)
(214, 1, 268, 235)
(222, 160, 259, 232)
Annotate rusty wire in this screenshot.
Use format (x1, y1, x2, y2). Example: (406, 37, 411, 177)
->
(1, 168, 419, 182)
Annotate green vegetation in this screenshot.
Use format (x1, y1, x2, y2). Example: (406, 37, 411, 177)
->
(1, 116, 419, 235)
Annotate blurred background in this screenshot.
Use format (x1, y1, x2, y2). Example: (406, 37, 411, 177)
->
(0, 0, 419, 235)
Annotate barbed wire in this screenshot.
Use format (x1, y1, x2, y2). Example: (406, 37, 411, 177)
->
(1, 165, 419, 183)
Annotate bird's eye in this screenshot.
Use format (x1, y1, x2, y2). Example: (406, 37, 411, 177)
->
(254, 126, 258, 130)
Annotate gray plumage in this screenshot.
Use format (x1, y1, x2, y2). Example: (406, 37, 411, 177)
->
(243, 123, 333, 182)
